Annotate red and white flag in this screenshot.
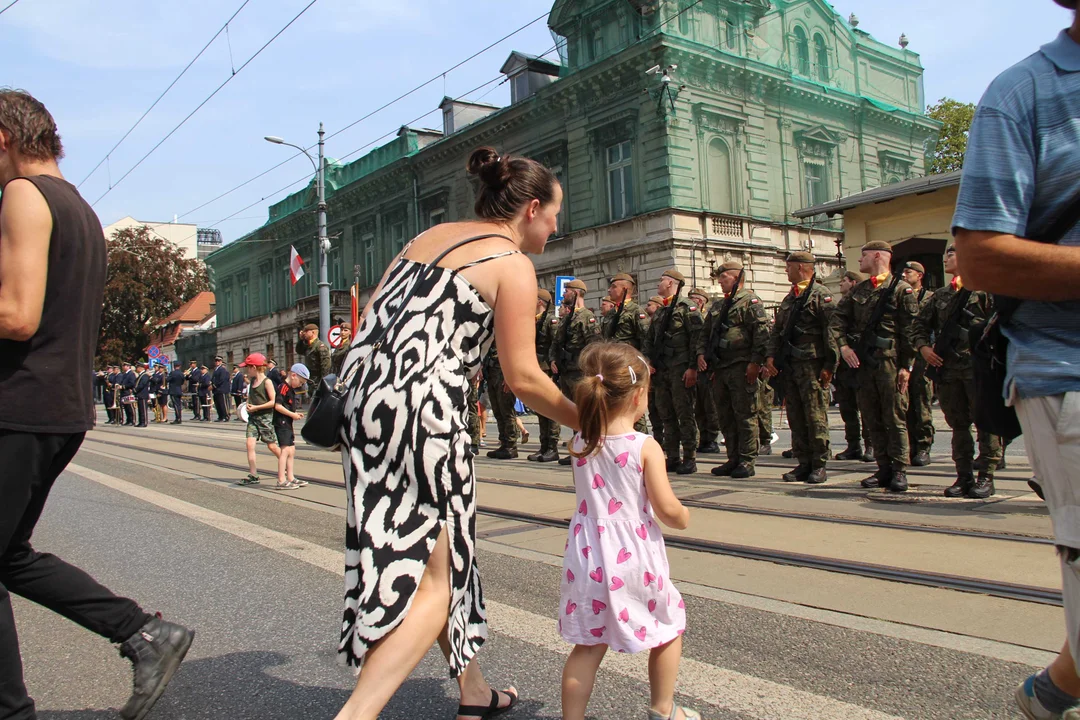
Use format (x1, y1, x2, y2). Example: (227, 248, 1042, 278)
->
(289, 245, 305, 285)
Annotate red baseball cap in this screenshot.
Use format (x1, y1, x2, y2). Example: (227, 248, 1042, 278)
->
(239, 352, 267, 367)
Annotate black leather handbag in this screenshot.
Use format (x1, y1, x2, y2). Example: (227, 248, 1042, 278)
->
(972, 193, 1080, 441)
(300, 233, 509, 449)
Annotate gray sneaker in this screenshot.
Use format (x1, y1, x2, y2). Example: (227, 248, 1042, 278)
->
(1016, 675, 1080, 720)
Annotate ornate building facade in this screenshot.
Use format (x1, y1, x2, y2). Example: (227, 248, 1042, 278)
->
(208, 0, 940, 361)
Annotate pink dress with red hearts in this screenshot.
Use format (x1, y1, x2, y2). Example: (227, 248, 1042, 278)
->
(558, 432, 686, 653)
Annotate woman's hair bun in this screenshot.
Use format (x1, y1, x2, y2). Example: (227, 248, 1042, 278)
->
(467, 146, 510, 190)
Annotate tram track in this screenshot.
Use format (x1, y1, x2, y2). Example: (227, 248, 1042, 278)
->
(80, 433, 1063, 607)
(85, 431, 1053, 545)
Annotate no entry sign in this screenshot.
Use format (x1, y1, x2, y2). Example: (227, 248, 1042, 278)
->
(327, 325, 344, 349)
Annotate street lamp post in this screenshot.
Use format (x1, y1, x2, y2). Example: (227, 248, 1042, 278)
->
(265, 123, 331, 343)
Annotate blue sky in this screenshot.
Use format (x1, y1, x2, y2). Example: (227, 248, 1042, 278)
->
(1, 0, 1072, 243)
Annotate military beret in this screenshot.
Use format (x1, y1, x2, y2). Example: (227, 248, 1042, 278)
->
(687, 288, 708, 299)
(714, 260, 743, 274)
(303, 323, 319, 332)
(843, 270, 867, 283)
(785, 251, 815, 264)
(537, 288, 552, 303)
(610, 272, 635, 284)
(648, 295, 665, 305)
(902, 261, 925, 274)
(601, 296, 616, 304)
(566, 279, 587, 292)
(662, 268, 685, 283)
(862, 240, 892, 253)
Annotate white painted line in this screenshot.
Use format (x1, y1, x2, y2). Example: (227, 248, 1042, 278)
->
(68, 463, 902, 720)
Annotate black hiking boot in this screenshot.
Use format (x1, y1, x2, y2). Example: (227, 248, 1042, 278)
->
(759, 443, 773, 456)
(944, 473, 975, 498)
(697, 441, 721, 454)
(710, 459, 739, 477)
(910, 451, 931, 467)
(861, 467, 891, 489)
(805, 468, 828, 485)
(834, 445, 864, 461)
(675, 459, 698, 475)
(967, 474, 994, 499)
(889, 470, 909, 493)
(119, 615, 195, 720)
(783, 465, 810, 483)
(537, 449, 560, 463)
(730, 464, 755, 479)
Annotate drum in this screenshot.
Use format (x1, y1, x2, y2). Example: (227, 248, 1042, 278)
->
(237, 402, 249, 422)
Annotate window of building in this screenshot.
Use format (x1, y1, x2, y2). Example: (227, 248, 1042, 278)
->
(591, 29, 604, 61)
(804, 161, 828, 207)
(222, 288, 233, 325)
(239, 281, 250, 320)
(678, 2, 691, 35)
(443, 107, 455, 134)
(285, 340, 294, 367)
(814, 34, 829, 82)
(363, 232, 377, 287)
(389, 219, 406, 256)
(793, 26, 810, 75)
(607, 140, 633, 221)
(511, 73, 530, 103)
(226, 351, 233, 366)
(618, 10, 630, 45)
(267, 343, 274, 362)
(329, 246, 343, 289)
(263, 272, 273, 313)
(428, 207, 446, 229)
(726, 18, 738, 50)
(707, 138, 734, 214)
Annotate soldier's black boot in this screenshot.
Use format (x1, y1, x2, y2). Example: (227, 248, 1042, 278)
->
(730, 463, 755, 479)
(805, 468, 828, 485)
(710, 459, 739, 476)
(119, 615, 195, 720)
(559, 455, 573, 466)
(697, 441, 721, 454)
(781, 449, 794, 459)
(944, 473, 975, 498)
(783, 465, 810, 483)
(487, 446, 518, 460)
(911, 450, 931, 467)
(861, 466, 891, 489)
(889, 470, 909, 493)
(537, 447, 560, 462)
(665, 458, 679, 472)
(1029, 478, 1045, 500)
(967, 474, 994, 499)
(675, 458, 697, 475)
(834, 444, 864, 461)
(861, 445, 875, 463)
(759, 442, 773, 456)
(526, 443, 544, 462)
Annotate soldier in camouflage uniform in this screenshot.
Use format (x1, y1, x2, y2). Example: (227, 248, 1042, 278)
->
(550, 278, 601, 465)
(605, 273, 650, 433)
(833, 271, 874, 462)
(483, 340, 519, 459)
(912, 244, 1001, 499)
(758, 378, 775, 455)
(468, 376, 481, 454)
(529, 288, 561, 463)
(688, 288, 721, 454)
(763, 251, 839, 484)
(643, 269, 703, 475)
(901, 261, 936, 467)
(300, 323, 332, 401)
(599, 296, 616, 337)
(831, 241, 920, 493)
(644, 295, 664, 448)
(698, 261, 770, 478)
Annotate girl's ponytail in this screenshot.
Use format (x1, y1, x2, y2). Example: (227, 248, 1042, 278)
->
(569, 342, 649, 459)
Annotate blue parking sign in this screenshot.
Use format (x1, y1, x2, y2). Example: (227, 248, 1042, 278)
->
(554, 276, 575, 306)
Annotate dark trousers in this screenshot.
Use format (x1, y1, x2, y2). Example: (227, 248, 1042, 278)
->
(169, 395, 183, 422)
(0, 431, 150, 720)
(122, 400, 135, 425)
(189, 393, 199, 418)
(213, 393, 228, 421)
(136, 398, 148, 426)
(199, 395, 210, 421)
(232, 394, 243, 420)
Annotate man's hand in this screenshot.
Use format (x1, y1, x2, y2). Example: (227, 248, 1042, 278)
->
(762, 358, 779, 379)
(897, 368, 911, 395)
(819, 369, 833, 388)
(550, 362, 558, 375)
(683, 368, 698, 388)
(920, 346, 944, 368)
(697, 354, 708, 372)
(841, 346, 860, 369)
(502, 381, 510, 394)
(745, 362, 761, 385)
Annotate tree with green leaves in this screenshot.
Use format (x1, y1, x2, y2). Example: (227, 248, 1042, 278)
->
(98, 226, 209, 365)
(926, 97, 976, 175)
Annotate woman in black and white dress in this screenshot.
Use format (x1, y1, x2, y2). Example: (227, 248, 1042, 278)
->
(334, 147, 578, 720)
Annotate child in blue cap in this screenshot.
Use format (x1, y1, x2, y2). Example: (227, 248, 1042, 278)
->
(273, 363, 309, 489)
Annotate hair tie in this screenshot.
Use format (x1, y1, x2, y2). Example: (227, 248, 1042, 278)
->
(595, 373, 604, 382)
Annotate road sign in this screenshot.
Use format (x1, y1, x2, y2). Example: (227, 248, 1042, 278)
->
(554, 276, 575, 306)
(147, 345, 161, 359)
(327, 325, 344, 349)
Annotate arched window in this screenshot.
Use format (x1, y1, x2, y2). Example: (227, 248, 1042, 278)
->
(707, 138, 733, 214)
(678, 2, 691, 36)
(726, 18, 738, 50)
(814, 33, 829, 82)
(793, 26, 810, 75)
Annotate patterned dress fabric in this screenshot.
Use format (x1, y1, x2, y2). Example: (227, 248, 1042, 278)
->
(559, 433, 686, 653)
(337, 250, 514, 676)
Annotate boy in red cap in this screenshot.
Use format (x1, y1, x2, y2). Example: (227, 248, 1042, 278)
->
(239, 353, 280, 485)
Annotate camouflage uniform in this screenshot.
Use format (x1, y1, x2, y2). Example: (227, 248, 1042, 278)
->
(757, 380, 774, 448)
(831, 271, 920, 486)
(603, 296, 650, 434)
(912, 281, 1001, 491)
(483, 341, 519, 451)
(835, 364, 871, 451)
(534, 301, 561, 456)
(906, 287, 936, 461)
(700, 288, 770, 471)
(643, 296, 703, 463)
(305, 337, 332, 399)
(550, 306, 601, 407)
(767, 278, 839, 475)
(468, 378, 481, 449)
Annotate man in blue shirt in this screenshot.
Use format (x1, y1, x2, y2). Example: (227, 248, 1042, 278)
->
(954, 3, 1080, 716)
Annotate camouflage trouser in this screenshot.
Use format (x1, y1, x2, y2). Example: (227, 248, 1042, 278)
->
(906, 361, 935, 457)
(712, 364, 760, 467)
(784, 359, 830, 470)
(857, 357, 909, 470)
(835, 369, 870, 448)
(559, 371, 584, 448)
(487, 368, 519, 449)
(654, 364, 698, 461)
(537, 370, 561, 453)
(648, 384, 664, 448)
(694, 378, 720, 445)
(758, 380, 774, 445)
(468, 380, 481, 447)
(937, 374, 1002, 477)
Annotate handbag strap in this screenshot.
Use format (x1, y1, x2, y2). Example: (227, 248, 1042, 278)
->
(337, 233, 512, 390)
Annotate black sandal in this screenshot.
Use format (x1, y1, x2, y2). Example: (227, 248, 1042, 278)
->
(457, 688, 518, 719)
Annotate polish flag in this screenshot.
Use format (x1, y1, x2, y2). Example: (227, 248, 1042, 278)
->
(289, 246, 305, 285)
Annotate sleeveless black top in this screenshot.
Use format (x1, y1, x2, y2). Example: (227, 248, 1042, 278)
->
(0, 175, 107, 433)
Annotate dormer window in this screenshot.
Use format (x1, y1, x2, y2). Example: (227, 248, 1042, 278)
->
(501, 52, 561, 104)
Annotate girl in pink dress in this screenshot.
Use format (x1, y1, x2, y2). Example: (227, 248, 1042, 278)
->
(558, 342, 701, 720)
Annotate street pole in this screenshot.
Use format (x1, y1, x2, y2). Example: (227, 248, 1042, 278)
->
(316, 122, 330, 344)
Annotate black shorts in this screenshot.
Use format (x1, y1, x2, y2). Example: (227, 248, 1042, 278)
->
(274, 423, 295, 448)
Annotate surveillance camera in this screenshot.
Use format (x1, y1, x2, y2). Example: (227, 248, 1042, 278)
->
(646, 65, 661, 75)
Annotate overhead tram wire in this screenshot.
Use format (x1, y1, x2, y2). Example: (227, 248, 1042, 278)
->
(184, 0, 710, 240)
(77, 0, 254, 189)
(172, 10, 551, 224)
(91, 0, 320, 208)
(0, 0, 21, 16)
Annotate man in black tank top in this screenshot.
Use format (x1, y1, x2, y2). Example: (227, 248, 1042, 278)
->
(0, 90, 193, 720)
